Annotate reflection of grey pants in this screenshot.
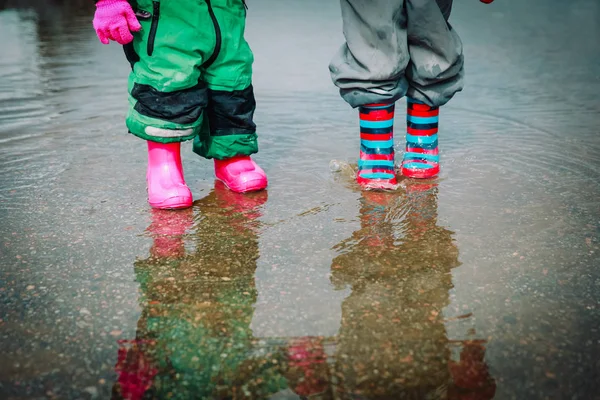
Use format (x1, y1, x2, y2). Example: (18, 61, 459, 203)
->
(330, 0, 464, 108)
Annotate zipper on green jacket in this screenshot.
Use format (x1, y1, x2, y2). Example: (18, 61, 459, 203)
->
(147, 1, 160, 56)
(202, 0, 222, 69)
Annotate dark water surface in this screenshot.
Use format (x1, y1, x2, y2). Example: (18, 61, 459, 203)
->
(1, 0, 599, 399)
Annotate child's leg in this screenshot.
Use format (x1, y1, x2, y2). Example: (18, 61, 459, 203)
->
(192, 1, 267, 193)
(402, 0, 464, 178)
(330, 0, 409, 189)
(330, 0, 410, 108)
(402, 99, 440, 179)
(124, 0, 219, 207)
(146, 141, 192, 209)
(405, 0, 463, 107)
(357, 103, 397, 189)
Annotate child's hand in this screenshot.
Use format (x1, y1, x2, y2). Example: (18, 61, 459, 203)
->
(93, 0, 142, 45)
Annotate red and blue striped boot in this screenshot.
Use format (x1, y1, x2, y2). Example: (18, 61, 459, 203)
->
(401, 99, 440, 179)
(357, 103, 398, 189)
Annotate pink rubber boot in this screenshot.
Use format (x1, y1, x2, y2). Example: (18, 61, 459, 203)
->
(146, 141, 193, 209)
(214, 156, 267, 193)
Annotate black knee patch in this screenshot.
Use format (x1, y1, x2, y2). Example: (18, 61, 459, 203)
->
(131, 81, 208, 125)
(206, 85, 256, 136)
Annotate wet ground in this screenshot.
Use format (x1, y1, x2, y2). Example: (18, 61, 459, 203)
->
(1, 0, 599, 399)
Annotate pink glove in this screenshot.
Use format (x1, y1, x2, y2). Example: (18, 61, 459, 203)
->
(93, 0, 142, 45)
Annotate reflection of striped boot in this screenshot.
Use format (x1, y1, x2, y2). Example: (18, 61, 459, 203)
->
(357, 103, 397, 189)
(401, 99, 440, 179)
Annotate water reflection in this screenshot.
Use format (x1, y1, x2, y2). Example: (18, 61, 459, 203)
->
(113, 182, 495, 399)
(1, 0, 599, 398)
(328, 183, 496, 398)
(113, 184, 292, 399)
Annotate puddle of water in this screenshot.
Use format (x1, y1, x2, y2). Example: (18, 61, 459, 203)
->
(1, 0, 599, 399)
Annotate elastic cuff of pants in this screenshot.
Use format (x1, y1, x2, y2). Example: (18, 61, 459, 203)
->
(341, 87, 406, 109)
(361, 102, 396, 108)
(406, 93, 436, 108)
(126, 114, 200, 143)
(406, 89, 459, 108)
(192, 133, 258, 160)
(194, 147, 258, 160)
(129, 130, 196, 144)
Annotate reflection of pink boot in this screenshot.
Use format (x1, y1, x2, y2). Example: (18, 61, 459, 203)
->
(213, 180, 268, 218)
(146, 141, 193, 209)
(147, 208, 194, 258)
(214, 156, 267, 193)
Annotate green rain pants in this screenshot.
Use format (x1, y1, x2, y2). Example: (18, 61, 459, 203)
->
(123, 0, 258, 159)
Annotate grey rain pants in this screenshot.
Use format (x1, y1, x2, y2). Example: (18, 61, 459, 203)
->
(329, 0, 464, 108)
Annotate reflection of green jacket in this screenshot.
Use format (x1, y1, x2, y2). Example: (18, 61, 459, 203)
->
(126, 194, 288, 399)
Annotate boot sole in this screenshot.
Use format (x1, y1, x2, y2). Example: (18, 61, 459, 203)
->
(216, 177, 267, 193)
(401, 166, 439, 179)
(356, 176, 398, 190)
(149, 197, 193, 210)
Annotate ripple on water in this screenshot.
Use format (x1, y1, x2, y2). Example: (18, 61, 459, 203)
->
(0, 148, 69, 205)
(0, 11, 52, 142)
(443, 107, 600, 184)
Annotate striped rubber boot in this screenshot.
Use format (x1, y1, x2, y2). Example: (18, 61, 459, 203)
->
(401, 99, 440, 179)
(357, 103, 397, 189)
